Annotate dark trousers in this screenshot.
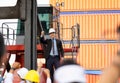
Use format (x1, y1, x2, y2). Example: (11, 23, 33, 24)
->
(46, 56, 60, 82)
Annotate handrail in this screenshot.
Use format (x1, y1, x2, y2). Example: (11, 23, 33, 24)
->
(61, 23, 80, 48)
(70, 23, 80, 59)
(60, 23, 80, 59)
(1, 21, 63, 45)
(1, 21, 80, 49)
(1, 22, 20, 45)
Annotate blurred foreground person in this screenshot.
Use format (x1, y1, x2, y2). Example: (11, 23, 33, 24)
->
(0, 33, 10, 72)
(0, 32, 13, 82)
(37, 61, 51, 83)
(0, 32, 6, 82)
(4, 62, 21, 83)
(98, 25, 120, 83)
(54, 59, 86, 83)
(98, 55, 120, 83)
(5, 65, 39, 83)
(13, 67, 28, 83)
(0, 33, 5, 66)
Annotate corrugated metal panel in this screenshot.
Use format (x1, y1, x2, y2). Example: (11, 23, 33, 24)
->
(86, 74, 99, 83)
(50, 0, 120, 11)
(60, 14, 120, 40)
(77, 43, 119, 69)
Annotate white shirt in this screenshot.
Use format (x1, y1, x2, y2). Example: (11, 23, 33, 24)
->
(46, 77, 52, 83)
(4, 73, 27, 83)
(4, 73, 13, 83)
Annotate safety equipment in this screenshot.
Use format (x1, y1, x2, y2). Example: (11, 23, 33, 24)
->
(54, 65, 86, 83)
(17, 67, 28, 79)
(49, 28, 55, 34)
(24, 70, 40, 83)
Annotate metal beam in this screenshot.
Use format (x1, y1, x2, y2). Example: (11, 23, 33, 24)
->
(24, 0, 37, 69)
(0, 0, 37, 69)
(31, 0, 37, 69)
(0, 0, 26, 20)
(24, 0, 32, 69)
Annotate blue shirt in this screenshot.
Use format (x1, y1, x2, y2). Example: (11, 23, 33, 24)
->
(50, 39, 58, 56)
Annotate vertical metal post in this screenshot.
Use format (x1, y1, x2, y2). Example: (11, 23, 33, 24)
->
(24, 0, 37, 69)
(57, 22, 60, 39)
(24, 0, 32, 69)
(76, 23, 80, 48)
(31, 0, 37, 69)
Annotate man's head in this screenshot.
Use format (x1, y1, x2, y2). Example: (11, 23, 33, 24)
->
(49, 28, 56, 39)
(116, 25, 120, 43)
(117, 25, 120, 34)
(54, 65, 86, 83)
(54, 59, 86, 83)
(0, 33, 5, 66)
(60, 59, 78, 66)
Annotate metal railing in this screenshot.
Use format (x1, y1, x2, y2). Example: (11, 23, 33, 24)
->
(0, 21, 63, 45)
(70, 23, 80, 59)
(1, 22, 22, 45)
(61, 23, 80, 59)
(70, 23, 80, 48)
(0, 21, 80, 51)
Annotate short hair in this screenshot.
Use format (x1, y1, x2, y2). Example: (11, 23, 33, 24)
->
(117, 25, 120, 34)
(60, 59, 79, 67)
(0, 33, 5, 59)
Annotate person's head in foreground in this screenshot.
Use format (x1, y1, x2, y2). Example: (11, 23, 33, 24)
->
(54, 59, 86, 83)
(117, 25, 120, 40)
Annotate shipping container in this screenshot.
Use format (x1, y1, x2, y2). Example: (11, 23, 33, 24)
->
(49, 1, 120, 83)
(50, 0, 120, 11)
(77, 43, 119, 69)
(86, 74, 100, 83)
(60, 14, 120, 40)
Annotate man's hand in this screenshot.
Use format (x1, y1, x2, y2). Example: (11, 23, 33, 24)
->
(9, 62, 21, 73)
(41, 31, 45, 37)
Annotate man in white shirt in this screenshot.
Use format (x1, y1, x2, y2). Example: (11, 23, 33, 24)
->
(4, 62, 21, 83)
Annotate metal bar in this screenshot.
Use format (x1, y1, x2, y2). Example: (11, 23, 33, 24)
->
(57, 22, 60, 39)
(38, 15, 43, 31)
(31, 0, 37, 69)
(24, 0, 37, 69)
(60, 10, 120, 15)
(76, 23, 80, 48)
(0, 0, 26, 20)
(24, 0, 32, 69)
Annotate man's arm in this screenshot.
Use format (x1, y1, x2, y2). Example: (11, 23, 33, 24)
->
(43, 69, 51, 83)
(59, 40, 64, 59)
(40, 31, 47, 44)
